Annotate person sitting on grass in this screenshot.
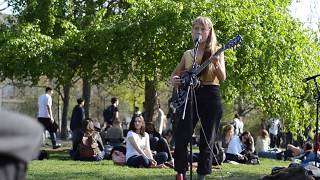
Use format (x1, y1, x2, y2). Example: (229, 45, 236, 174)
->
(255, 129, 284, 160)
(293, 142, 318, 167)
(226, 131, 256, 164)
(145, 122, 174, 168)
(72, 119, 105, 161)
(105, 119, 124, 147)
(285, 134, 320, 160)
(126, 114, 168, 168)
(216, 124, 234, 153)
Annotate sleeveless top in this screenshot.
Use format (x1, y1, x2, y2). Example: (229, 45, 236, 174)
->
(183, 49, 220, 85)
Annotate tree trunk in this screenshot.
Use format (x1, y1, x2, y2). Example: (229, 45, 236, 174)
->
(236, 92, 245, 116)
(235, 91, 255, 117)
(60, 83, 70, 140)
(83, 78, 91, 118)
(144, 78, 157, 124)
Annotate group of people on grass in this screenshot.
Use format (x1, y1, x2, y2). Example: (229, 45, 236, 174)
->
(215, 115, 320, 168)
(36, 86, 320, 179)
(34, 15, 320, 180)
(68, 96, 174, 169)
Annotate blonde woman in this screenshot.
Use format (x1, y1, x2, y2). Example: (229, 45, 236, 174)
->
(171, 16, 226, 180)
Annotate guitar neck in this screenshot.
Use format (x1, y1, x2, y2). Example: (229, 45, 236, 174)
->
(195, 47, 225, 76)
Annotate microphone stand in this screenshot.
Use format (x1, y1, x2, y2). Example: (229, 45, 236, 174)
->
(181, 40, 200, 180)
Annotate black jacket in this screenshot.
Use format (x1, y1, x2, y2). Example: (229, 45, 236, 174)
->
(70, 105, 85, 131)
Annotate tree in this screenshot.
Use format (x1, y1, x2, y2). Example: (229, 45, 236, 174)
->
(1, 0, 131, 138)
(1, 0, 319, 138)
(106, 0, 320, 136)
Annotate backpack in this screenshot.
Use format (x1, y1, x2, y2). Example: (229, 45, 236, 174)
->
(78, 134, 99, 159)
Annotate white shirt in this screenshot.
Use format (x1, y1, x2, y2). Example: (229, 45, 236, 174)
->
(234, 118, 243, 136)
(126, 130, 149, 161)
(269, 118, 280, 135)
(155, 108, 167, 135)
(38, 93, 52, 118)
(227, 136, 244, 156)
(255, 136, 270, 152)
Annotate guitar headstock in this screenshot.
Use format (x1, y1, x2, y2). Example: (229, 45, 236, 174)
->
(223, 35, 242, 50)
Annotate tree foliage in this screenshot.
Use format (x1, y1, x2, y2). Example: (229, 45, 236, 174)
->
(105, 0, 320, 136)
(0, 0, 320, 137)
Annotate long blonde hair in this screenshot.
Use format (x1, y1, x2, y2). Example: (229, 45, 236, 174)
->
(192, 16, 219, 56)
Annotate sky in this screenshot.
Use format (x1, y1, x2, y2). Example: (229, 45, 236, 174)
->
(289, 0, 320, 31)
(0, 0, 320, 31)
(0, 1, 11, 14)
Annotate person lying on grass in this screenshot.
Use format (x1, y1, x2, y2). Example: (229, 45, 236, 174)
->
(126, 114, 168, 168)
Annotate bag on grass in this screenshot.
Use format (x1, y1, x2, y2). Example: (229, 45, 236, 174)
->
(110, 146, 126, 165)
(261, 166, 315, 180)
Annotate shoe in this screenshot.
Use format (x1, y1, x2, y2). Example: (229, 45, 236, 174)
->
(276, 152, 284, 160)
(53, 144, 61, 149)
(164, 160, 174, 168)
(176, 173, 186, 180)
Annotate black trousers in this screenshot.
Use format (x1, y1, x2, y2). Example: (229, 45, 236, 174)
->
(174, 85, 222, 175)
(150, 137, 173, 161)
(269, 133, 278, 148)
(38, 118, 58, 147)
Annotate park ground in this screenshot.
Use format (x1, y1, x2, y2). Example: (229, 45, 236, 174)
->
(27, 145, 291, 180)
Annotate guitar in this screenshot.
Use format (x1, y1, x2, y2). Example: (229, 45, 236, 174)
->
(172, 35, 242, 112)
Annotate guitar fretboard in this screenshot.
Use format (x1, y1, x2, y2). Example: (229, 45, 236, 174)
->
(195, 47, 225, 76)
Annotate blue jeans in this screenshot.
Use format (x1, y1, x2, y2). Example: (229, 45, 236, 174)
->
(127, 152, 168, 168)
(95, 151, 105, 161)
(257, 151, 277, 159)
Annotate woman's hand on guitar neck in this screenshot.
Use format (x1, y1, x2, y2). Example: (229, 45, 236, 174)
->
(211, 55, 220, 66)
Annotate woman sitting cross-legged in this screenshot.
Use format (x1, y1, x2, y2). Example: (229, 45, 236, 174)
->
(255, 129, 284, 160)
(226, 131, 257, 164)
(126, 114, 168, 168)
(73, 119, 105, 161)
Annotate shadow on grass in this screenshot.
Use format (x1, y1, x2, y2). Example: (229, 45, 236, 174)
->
(28, 173, 176, 180)
(45, 148, 72, 161)
(208, 171, 264, 180)
(32, 149, 270, 180)
(28, 171, 264, 180)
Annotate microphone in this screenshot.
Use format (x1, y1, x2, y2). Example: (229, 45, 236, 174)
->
(194, 34, 202, 43)
(194, 34, 202, 47)
(193, 34, 202, 49)
(303, 74, 320, 82)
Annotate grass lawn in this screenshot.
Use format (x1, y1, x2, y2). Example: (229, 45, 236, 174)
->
(27, 148, 290, 180)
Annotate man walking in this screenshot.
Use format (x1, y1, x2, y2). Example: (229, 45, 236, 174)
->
(103, 97, 119, 128)
(70, 98, 85, 155)
(38, 86, 61, 149)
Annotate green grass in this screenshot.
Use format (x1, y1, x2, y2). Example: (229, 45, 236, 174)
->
(27, 148, 290, 180)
